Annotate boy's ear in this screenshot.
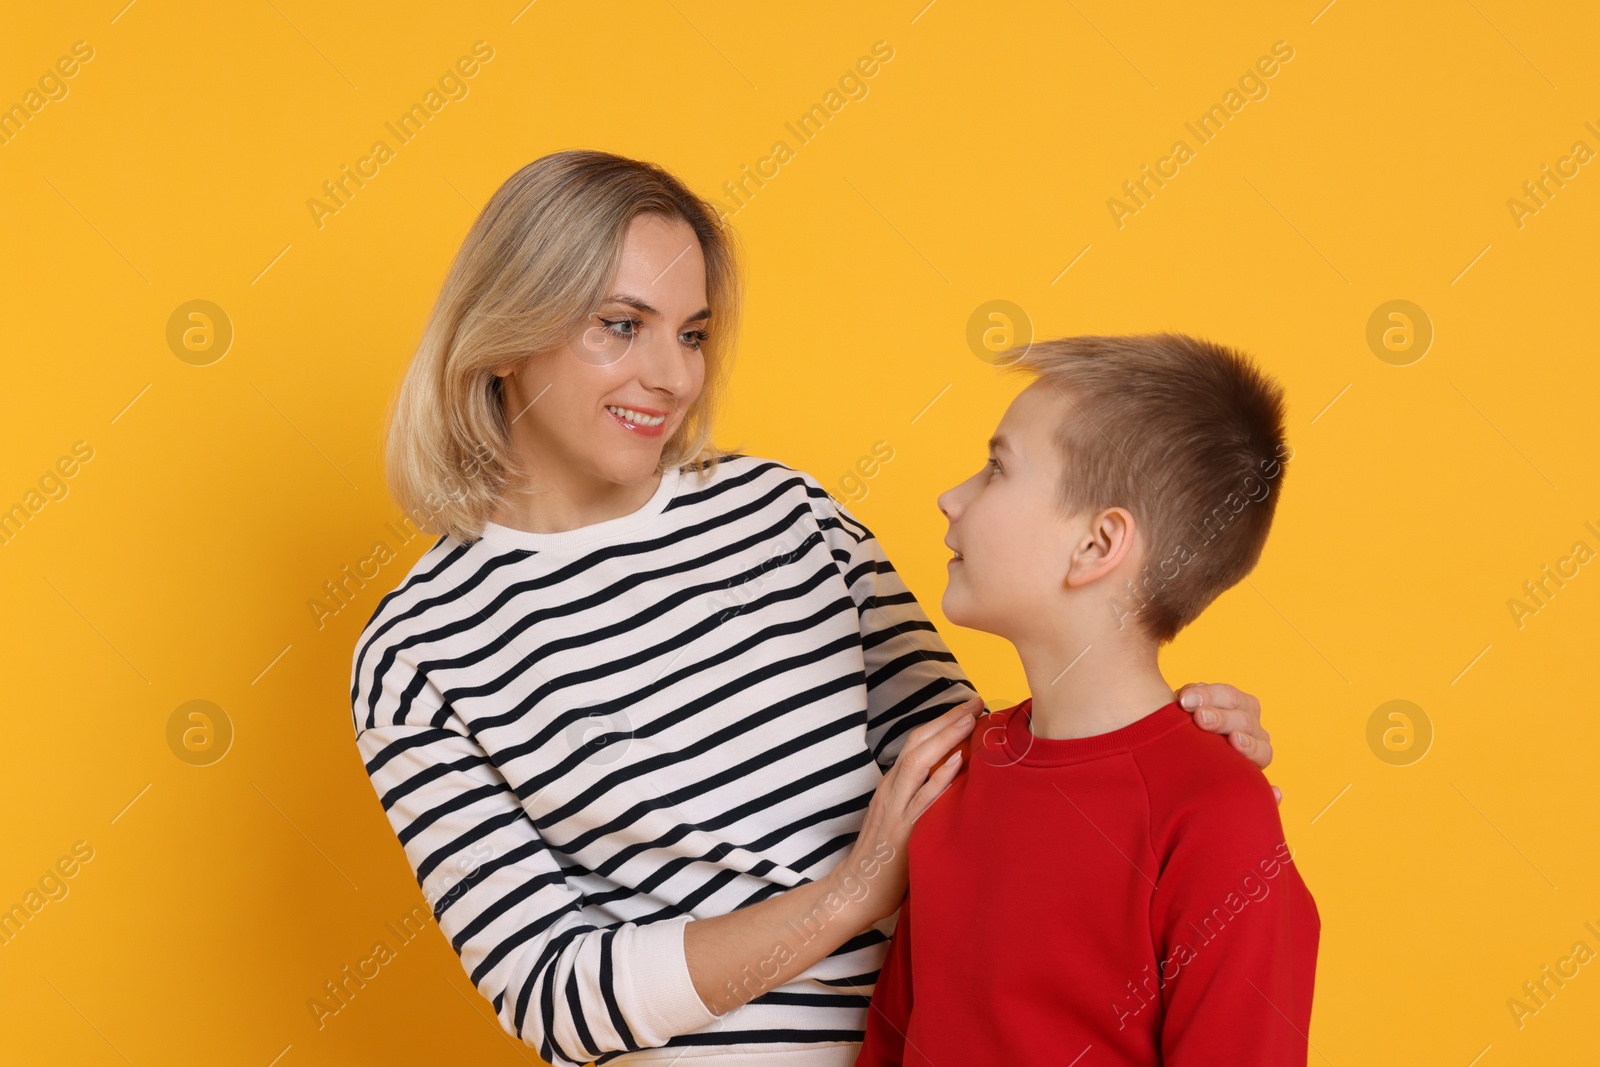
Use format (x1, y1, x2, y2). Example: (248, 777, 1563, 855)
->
(1064, 507, 1137, 588)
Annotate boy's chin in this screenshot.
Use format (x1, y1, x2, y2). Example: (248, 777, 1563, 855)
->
(941, 589, 997, 635)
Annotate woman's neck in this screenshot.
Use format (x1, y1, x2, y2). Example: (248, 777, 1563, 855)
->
(490, 467, 663, 534)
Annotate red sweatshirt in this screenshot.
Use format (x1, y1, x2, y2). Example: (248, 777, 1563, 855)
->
(856, 699, 1319, 1065)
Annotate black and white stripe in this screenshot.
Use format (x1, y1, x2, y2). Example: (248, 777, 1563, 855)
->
(349, 454, 977, 1065)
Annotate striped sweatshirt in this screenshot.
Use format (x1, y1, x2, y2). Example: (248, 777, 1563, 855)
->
(349, 454, 980, 1065)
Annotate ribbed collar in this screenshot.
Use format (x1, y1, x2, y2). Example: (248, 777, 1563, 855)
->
(996, 698, 1189, 766)
(475, 465, 682, 554)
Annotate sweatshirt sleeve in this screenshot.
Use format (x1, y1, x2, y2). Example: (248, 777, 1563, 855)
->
(807, 484, 979, 770)
(353, 660, 718, 1065)
(1148, 772, 1320, 1065)
(855, 896, 914, 1066)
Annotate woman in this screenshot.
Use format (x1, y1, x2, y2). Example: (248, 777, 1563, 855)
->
(349, 149, 1274, 1066)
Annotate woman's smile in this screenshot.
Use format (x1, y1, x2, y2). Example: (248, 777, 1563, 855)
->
(604, 402, 670, 437)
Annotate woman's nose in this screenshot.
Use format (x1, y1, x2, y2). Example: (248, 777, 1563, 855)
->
(638, 333, 691, 397)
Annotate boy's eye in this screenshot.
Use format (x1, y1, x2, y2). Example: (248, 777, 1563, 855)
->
(987, 458, 1002, 474)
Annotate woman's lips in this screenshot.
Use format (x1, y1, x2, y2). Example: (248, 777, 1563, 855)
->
(604, 405, 668, 438)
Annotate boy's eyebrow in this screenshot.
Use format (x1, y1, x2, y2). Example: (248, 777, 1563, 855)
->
(602, 291, 712, 323)
(988, 435, 1012, 456)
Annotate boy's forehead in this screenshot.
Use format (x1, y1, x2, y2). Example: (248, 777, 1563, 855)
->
(999, 383, 1074, 445)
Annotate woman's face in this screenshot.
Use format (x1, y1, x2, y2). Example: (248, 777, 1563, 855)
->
(496, 212, 710, 490)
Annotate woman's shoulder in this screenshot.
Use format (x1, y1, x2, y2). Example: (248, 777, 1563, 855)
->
(678, 450, 804, 477)
(675, 452, 833, 499)
(348, 534, 481, 665)
(672, 453, 852, 539)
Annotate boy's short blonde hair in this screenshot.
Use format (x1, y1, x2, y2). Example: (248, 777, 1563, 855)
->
(1001, 333, 1290, 645)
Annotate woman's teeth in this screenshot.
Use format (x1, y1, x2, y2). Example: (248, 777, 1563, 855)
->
(606, 405, 666, 427)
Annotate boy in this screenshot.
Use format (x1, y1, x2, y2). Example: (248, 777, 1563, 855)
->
(856, 333, 1318, 1065)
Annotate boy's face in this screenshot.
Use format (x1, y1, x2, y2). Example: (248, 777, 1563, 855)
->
(937, 381, 1087, 637)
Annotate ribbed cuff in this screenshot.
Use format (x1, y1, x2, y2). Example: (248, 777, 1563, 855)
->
(613, 914, 719, 1045)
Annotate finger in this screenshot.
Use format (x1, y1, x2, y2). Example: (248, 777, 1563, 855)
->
(890, 715, 976, 805)
(923, 746, 964, 789)
(1179, 679, 1264, 738)
(1271, 785, 1283, 805)
(908, 749, 964, 819)
(950, 696, 984, 718)
(1231, 729, 1274, 770)
(1196, 703, 1265, 739)
(1199, 683, 1244, 711)
(907, 698, 983, 746)
(1182, 681, 1253, 713)
(904, 708, 979, 760)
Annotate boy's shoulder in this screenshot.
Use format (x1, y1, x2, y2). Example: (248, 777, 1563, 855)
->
(1131, 713, 1285, 848)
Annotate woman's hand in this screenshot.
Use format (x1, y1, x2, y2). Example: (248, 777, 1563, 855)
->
(1175, 681, 1282, 802)
(684, 698, 980, 1015)
(831, 697, 983, 923)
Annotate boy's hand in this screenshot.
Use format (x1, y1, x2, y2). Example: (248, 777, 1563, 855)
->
(1175, 682, 1282, 803)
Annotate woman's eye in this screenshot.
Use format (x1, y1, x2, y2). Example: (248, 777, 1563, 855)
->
(681, 329, 708, 351)
(598, 316, 639, 338)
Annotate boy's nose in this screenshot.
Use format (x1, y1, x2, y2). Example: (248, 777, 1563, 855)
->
(937, 478, 969, 521)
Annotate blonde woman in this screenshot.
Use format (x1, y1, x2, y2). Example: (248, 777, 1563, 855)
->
(349, 149, 1275, 1066)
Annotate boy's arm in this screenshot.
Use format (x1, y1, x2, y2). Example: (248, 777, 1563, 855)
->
(855, 895, 915, 1066)
(1152, 775, 1320, 1064)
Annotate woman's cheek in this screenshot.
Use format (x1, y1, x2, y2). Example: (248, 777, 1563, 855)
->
(689, 353, 707, 397)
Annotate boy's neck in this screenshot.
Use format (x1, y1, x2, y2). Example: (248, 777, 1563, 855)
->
(1014, 631, 1176, 740)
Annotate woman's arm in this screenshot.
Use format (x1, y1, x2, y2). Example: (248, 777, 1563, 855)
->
(357, 717, 718, 1065)
(354, 631, 978, 1059)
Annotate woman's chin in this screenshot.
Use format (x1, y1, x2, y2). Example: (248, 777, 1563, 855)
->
(589, 449, 667, 485)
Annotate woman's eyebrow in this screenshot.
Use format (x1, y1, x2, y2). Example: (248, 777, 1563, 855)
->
(602, 292, 712, 323)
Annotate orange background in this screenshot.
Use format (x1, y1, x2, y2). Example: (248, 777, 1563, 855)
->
(2, 1, 1596, 1063)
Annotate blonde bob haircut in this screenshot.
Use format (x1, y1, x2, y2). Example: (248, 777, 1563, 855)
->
(384, 149, 743, 544)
